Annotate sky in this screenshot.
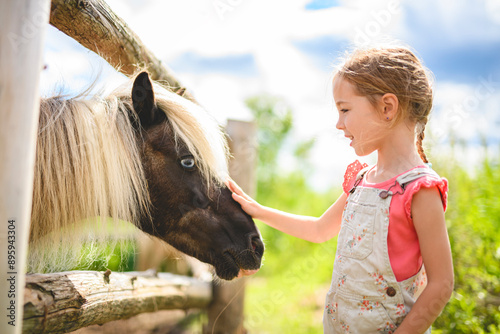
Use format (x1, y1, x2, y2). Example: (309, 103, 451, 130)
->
(40, 0, 500, 190)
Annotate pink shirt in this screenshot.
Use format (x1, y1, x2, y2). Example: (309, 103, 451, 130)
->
(342, 161, 448, 281)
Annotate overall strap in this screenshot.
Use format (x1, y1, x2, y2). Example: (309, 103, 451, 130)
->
(379, 167, 440, 199)
(349, 166, 371, 194)
(349, 165, 440, 197)
(396, 167, 440, 190)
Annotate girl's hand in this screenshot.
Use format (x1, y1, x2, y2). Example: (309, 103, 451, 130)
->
(225, 178, 262, 219)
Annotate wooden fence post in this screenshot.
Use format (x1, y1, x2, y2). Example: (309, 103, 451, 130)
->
(205, 120, 257, 334)
(0, 1, 51, 334)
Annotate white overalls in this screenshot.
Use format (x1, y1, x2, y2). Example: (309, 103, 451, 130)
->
(323, 167, 440, 333)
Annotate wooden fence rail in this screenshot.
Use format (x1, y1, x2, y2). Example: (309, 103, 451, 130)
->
(23, 270, 212, 334)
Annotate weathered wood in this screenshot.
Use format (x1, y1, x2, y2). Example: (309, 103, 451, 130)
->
(204, 120, 258, 334)
(49, 0, 194, 100)
(23, 270, 212, 334)
(0, 1, 51, 334)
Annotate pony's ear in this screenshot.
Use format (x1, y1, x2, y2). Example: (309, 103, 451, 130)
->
(131, 71, 165, 128)
(175, 87, 186, 97)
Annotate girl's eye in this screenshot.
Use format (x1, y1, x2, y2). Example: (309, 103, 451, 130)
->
(341, 109, 349, 113)
(180, 156, 196, 170)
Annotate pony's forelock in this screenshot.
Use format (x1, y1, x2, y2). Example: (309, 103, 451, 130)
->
(154, 84, 230, 187)
(112, 80, 230, 187)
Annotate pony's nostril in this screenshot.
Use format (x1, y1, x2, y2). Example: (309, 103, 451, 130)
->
(250, 236, 264, 256)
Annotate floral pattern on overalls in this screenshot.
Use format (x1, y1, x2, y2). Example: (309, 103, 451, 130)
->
(323, 167, 440, 333)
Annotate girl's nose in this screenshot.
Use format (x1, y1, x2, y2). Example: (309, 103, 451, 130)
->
(336, 116, 344, 130)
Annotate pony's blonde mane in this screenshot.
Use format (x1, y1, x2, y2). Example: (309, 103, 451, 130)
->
(29, 76, 228, 273)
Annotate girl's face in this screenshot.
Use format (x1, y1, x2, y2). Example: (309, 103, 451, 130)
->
(333, 77, 387, 156)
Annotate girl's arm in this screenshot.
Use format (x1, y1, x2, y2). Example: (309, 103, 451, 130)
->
(395, 187, 454, 333)
(226, 178, 346, 243)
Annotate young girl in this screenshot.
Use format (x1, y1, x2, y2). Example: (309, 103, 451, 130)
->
(227, 46, 454, 333)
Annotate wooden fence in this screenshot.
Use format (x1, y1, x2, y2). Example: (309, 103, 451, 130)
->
(0, 1, 257, 333)
(23, 271, 212, 333)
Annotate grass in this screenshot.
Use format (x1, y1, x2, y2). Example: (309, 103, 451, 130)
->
(245, 235, 337, 333)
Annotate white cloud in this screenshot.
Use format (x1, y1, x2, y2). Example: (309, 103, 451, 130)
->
(430, 80, 500, 146)
(106, 0, 354, 59)
(401, 0, 500, 45)
(181, 73, 259, 123)
(485, 0, 500, 24)
(41, 26, 127, 97)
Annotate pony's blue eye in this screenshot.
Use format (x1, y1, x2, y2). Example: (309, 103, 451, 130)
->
(180, 156, 195, 170)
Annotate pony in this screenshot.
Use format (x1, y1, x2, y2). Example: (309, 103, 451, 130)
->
(30, 71, 264, 280)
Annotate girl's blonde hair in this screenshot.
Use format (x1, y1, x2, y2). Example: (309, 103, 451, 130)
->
(335, 46, 433, 163)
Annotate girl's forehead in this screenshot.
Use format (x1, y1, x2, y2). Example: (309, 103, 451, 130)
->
(333, 77, 357, 102)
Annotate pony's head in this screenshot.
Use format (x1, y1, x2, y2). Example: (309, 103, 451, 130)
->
(31, 72, 263, 280)
(125, 72, 263, 280)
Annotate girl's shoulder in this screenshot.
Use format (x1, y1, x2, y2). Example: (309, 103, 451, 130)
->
(342, 160, 449, 214)
(342, 160, 369, 194)
(402, 170, 449, 218)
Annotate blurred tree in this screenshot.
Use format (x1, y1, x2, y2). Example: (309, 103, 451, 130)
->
(245, 94, 293, 181)
(294, 137, 316, 173)
(244, 94, 329, 252)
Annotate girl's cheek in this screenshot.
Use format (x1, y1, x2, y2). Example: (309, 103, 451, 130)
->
(343, 116, 350, 129)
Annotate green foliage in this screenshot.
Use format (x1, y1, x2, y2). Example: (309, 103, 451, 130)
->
(245, 94, 323, 252)
(432, 154, 500, 333)
(245, 94, 339, 333)
(246, 172, 339, 333)
(256, 171, 337, 253)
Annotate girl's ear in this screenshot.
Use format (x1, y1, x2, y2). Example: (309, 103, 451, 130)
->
(381, 93, 399, 121)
